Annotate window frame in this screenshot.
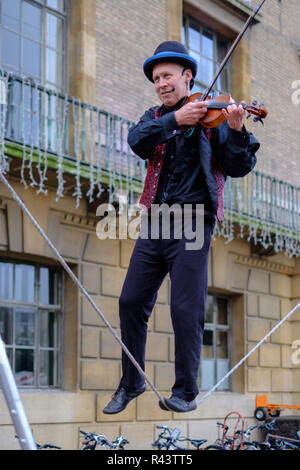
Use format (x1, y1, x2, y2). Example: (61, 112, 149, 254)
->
(0, 258, 63, 389)
(182, 15, 231, 95)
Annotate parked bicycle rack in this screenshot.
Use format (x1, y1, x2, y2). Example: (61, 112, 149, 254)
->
(221, 411, 245, 450)
(0, 334, 37, 450)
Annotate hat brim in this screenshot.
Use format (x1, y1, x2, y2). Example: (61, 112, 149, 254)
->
(143, 51, 197, 83)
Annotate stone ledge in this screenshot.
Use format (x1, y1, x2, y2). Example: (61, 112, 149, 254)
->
(235, 254, 295, 275)
(0, 391, 94, 425)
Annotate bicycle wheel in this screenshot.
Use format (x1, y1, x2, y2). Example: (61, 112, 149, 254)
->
(238, 442, 258, 450)
(204, 445, 225, 450)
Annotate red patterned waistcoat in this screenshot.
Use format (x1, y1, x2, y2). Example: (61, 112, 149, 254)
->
(139, 107, 226, 221)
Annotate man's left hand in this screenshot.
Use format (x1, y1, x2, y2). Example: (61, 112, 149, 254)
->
(222, 100, 246, 132)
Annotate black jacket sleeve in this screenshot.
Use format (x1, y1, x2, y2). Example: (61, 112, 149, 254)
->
(127, 107, 178, 159)
(211, 121, 260, 178)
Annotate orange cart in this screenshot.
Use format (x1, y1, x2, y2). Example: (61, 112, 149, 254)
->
(254, 395, 300, 421)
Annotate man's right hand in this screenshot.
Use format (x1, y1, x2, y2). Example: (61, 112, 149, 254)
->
(174, 101, 208, 126)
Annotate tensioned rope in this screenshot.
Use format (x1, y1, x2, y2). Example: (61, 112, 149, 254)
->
(0, 169, 299, 412)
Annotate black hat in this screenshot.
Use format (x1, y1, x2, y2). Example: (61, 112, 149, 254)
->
(143, 41, 197, 84)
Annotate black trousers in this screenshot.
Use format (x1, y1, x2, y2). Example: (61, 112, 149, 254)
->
(118, 211, 215, 401)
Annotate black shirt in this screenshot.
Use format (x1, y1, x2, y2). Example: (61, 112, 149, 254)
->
(130, 98, 213, 211)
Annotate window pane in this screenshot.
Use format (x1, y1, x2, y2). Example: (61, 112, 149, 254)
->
(46, 0, 64, 12)
(46, 13, 63, 50)
(202, 30, 214, 59)
(200, 359, 214, 389)
(15, 309, 35, 345)
(188, 49, 200, 81)
(217, 298, 228, 325)
(15, 348, 34, 386)
(0, 306, 13, 344)
(2, 0, 21, 31)
(217, 38, 228, 62)
(205, 295, 214, 323)
(200, 57, 213, 86)
(40, 311, 57, 347)
(181, 25, 186, 45)
(0, 262, 14, 300)
(217, 331, 228, 359)
(202, 329, 213, 358)
(46, 48, 62, 86)
(188, 25, 200, 51)
(22, 38, 41, 77)
(217, 69, 229, 93)
(22, 2, 41, 41)
(9, 79, 21, 106)
(1, 29, 20, 69)
(40, 350, 58, 386)
(217, 359, 229, 390)
(15, 264, 35, 302)
(192, 82, 205, 94)
(40, 267, 50, 304)
(6, 347, 13, 367)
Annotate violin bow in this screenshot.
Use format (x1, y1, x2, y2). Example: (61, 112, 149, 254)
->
(201, 0, 268, 101)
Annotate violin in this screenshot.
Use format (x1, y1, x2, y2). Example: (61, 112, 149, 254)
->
(186, 92, 268, 129)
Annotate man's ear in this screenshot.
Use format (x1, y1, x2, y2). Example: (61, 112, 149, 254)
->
(184, 68, 193, 85)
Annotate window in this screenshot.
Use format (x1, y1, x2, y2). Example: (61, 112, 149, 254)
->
(0, 0, 67, 91)
(0, 259, 62, 388)
(182, 16, 231, 95)
(199, 294, 230, 391)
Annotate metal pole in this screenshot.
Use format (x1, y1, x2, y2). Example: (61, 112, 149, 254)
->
(0, 335, 37, 450)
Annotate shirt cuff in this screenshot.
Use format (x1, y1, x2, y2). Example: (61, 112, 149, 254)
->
(160, 112, 179, 139)
(228, 125, 250, 147)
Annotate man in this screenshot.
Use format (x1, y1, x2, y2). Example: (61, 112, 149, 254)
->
(103, 41, 259, 414)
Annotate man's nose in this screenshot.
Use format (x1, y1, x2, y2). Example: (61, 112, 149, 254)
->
(159, 77, 168, 88)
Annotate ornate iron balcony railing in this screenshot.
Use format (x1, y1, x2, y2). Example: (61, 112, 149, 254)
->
(0, 70, 146, 207)
(0, 70, 299, 256)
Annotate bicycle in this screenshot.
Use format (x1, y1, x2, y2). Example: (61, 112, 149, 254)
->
(236, 420, 300, 450)
(266, 434, 300, 450)
(205, 411, 245, 450)
(152, 425, 207, 450)
(80, 430, 129, 450)
(204, 418, 275, 450)
(15, 435, 61, 450)
(36, 443, 62, 450)
(234, 421, 277, 450)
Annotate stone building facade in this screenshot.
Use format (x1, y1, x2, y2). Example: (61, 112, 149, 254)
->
(0, 0, 299, 450)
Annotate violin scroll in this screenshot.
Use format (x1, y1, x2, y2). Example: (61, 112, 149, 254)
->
(245, 101, 268, 125)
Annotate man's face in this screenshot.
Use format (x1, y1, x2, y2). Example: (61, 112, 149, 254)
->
(152, 62, 191, 106)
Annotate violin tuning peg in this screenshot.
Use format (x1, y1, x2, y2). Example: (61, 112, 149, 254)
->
(259, 103, 264, 107)
(246, 113, 251, 119)
(253, 116, 264, 125)
(252, 100, 257, 106)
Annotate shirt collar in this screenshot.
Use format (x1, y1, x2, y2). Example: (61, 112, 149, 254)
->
(161, 96, 188, 115)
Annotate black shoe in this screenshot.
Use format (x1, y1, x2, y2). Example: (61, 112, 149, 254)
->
(102, 385, 146, 415)
(159, 395, 197, 413)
